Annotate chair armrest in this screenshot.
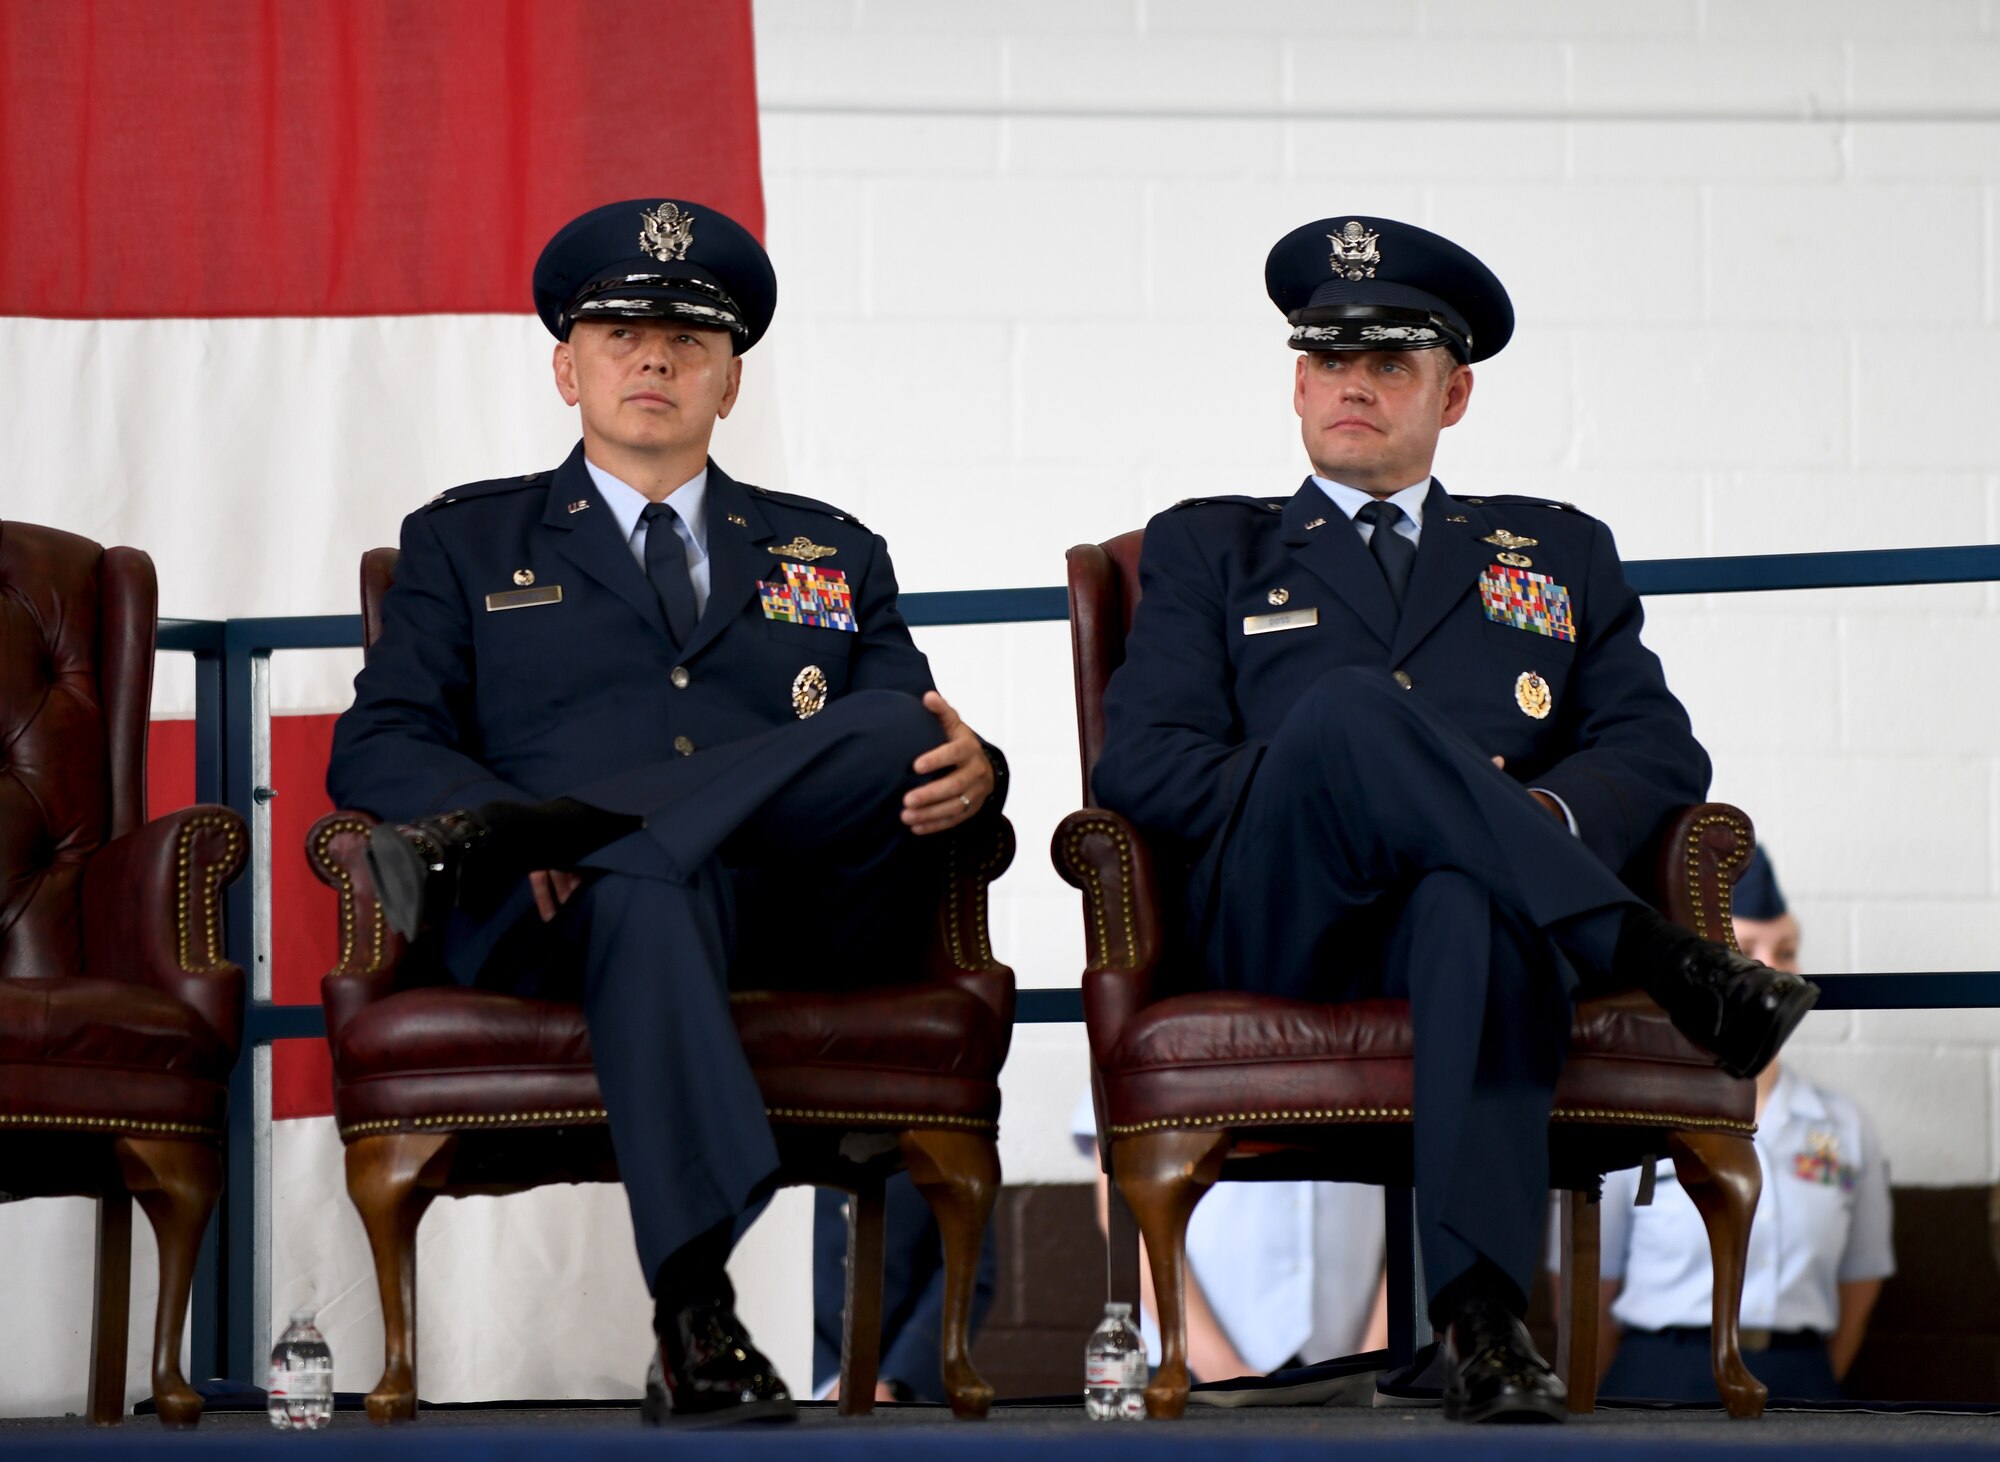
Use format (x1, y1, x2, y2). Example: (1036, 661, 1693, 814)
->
(1648, 802, 1756, 947)
(81, 805, 249, 1055)
(926, 814, 1018, 1061)
(305, 810, 410, 1041)
(1051, 809, 1168, 1072)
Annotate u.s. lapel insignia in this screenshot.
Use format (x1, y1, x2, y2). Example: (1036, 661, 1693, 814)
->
(1303, 517, 1328, 530)
(727, 513, 749, 527)
(770, 534, 837, 562)
(567, 499, 590, 514)
(792, 664, 829, 719)
(1515, 671, 1553, 720)
(1496, 550, 1533, 568)
(1267, 587, 1290, 606)
(512, 568, 535, 586)
(1445, 514, 1469, 524)
(1482, 529, 1539, 550)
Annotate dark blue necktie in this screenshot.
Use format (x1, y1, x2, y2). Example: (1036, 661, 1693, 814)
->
(639, 501, 697, 646)
(1355, 499, 1415, 607)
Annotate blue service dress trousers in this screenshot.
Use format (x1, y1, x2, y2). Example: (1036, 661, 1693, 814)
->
(1210, 666, 1645, 1304)
(458, 688, 947, 1289)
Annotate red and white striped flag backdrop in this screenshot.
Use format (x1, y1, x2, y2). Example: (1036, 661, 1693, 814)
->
(1, 0, 790, 1411)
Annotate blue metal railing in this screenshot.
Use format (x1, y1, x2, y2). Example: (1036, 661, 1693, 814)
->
(159, 541, 2000, 1384)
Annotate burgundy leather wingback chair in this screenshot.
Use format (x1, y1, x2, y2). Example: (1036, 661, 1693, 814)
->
(1051, 529, 1768, 1420)
(0, 521, 248, 1427)
(306, 547, 1014, 1423)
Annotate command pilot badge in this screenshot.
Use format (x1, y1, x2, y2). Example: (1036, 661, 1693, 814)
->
(1515, 671, 1553, 720)
(1481, 529, 1539, 551)
(639, 200, 696, 263)
(770, 535, 837, 562)
(1328, 220, 1381, 280)
(792, 665, 829, 719)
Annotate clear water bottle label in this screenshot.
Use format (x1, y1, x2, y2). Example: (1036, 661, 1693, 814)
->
(1086, 1352, 1145, 1388)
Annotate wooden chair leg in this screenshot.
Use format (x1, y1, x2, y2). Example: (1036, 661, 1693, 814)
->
(837, 1176, 888, 1416)
(113, 1138, 222, 1430)
(1109, 1128, 1229, 1420)
(1557, 1189, 1601, 1415)
(1668, 1128, 1767, 1420)
(345, 1132, 456, 1425)
(899, 1127, 1000, 1420)
(87, 1189, 134, 1426)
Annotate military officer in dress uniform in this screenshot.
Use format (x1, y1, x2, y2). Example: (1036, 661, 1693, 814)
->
(326, 199, 1004, 1425)
(1091, 215, 1818, 1424)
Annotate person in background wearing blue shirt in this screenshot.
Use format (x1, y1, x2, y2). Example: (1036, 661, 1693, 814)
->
(1583, 848, 1894, 1401)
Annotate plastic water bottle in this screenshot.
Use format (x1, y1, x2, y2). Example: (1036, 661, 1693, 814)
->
(267, 1310, 334, 1430)
(1084, 1301, 1146, 1420)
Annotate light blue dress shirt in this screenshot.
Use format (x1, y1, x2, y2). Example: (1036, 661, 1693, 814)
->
(1591, 1067, 1895, 1334)
(1310, 474, 1577, 836)
(584, 457, 712, 616)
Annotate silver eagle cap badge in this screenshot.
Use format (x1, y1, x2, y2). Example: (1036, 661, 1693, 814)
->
(1328, 220, 1381, 281)
(639, 201, 696, 264)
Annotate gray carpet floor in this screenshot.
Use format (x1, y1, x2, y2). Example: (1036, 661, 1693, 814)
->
(4, 1401, 1999, 1447)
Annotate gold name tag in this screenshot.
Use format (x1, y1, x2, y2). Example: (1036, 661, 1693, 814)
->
(485, 586, 563, 612)
(1243, 607, 1318, 636)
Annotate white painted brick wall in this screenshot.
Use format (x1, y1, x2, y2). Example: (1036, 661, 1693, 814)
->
(752, 0, 2000, 1188)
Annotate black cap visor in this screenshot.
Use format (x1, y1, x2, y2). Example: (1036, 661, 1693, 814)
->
(1287, 303, 1471, 360)
(561, 269, 748, 346)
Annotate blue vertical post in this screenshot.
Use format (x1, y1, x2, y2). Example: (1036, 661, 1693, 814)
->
(220, 626, 263, 1383)
(188, 636, 227, 1382)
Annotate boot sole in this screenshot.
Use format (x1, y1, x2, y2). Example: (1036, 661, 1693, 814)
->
(1715, 978, 1820, 1080)
(641, 1392, 797, 1428)
(1443, 1387, 1568, 1424)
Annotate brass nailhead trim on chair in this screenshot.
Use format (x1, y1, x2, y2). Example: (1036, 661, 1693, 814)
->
(340, 1106, 998, 1141)
(1109, 1105, 1755, 1138)
(1109, 1105, 1414, 1136)
(763, 1106, 998, 1131)
(1552, 1107, 1756, 1134)
(341, 1107, 610, 1139)
(0, 1113, 218, 1137)
(314, 816, 386, 974)
(1684, 809, 1752, 952)
(1063, 818, 1137, 969)
(176, 813, 243, 971)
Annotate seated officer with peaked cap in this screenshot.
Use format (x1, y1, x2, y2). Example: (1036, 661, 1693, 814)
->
(1091, 215, 1818, 1424)
(327, 199, 1004, 1425)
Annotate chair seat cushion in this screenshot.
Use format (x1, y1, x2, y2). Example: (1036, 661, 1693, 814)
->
(0, 977, 232, 1134)
(330, 983, 1004, 1138)
(1099, 988, 1752, 1139)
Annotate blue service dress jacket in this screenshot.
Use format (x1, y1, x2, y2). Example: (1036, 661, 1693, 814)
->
(1093, 478, 1711, 935)
(327, 441, 955, 855)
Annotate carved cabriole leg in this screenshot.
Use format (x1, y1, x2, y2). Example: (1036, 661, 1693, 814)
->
(838, 1176, 888, 1416)
(1557, 1189, 1601, 1415)
(345, 1132, 456, 1424)
(1667, 1128, 1767, 1420)
(87, 1188, 134, 1426)
(1109, 1128, 1230, 1420)
(899, 1127, 1000, 1420)
(114, 1138, 223, 1429)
